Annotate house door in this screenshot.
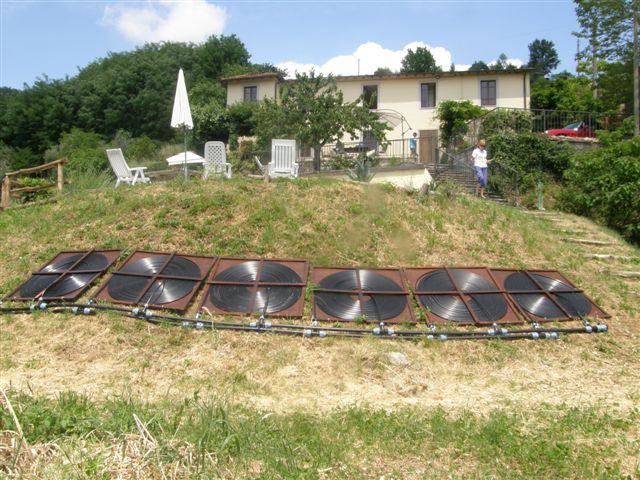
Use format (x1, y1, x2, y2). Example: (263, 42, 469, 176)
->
(419, 130, 438, 164)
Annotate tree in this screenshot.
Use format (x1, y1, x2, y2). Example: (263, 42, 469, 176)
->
(527, 39, 560, 80)
(435, 100, 484, 150)
(492, 53, 517, 70)
(253, 71, 389, 171)
(400, 47, 442, 74)
(468, 61, 489, 72)
(373, 67, 394, 76)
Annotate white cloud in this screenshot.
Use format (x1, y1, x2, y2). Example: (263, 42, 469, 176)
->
(102, 0, 227, 44)
(276, 41, 454, 77)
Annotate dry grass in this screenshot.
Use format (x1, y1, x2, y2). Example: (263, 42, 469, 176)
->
(0, 177, 639, 478)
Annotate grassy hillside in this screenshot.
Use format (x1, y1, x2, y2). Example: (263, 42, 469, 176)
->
(1, 177, 639, 478)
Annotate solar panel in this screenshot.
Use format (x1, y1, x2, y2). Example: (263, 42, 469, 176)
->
(93, 251, 215, 312)
(312, 267, 414, 323)
(199, 258, 308, 317)
(491, 269, 610, 322)
(404, 267, 522, 325)
(6, 250, 121, 301)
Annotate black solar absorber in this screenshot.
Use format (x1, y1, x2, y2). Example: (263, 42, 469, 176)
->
(504, 272, 592, 319)
(8, 251, 119, 301)
(314, 269, 408, 322)
(416, 269, 508, 323)
(107, 255, 201, 305)
(208, 261, 303, 314)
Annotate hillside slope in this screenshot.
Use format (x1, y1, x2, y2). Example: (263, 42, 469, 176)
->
(1, 177, 639, 478)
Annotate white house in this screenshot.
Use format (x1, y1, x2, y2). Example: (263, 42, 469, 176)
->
(222, 69, 530, 164)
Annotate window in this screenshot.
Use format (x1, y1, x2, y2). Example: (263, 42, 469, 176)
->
(362, 130, 377, 150)
(363, 85, 378, 109)
(243, 86, 257, 102)
(480, 80, 496, 106)
(420, 83, 436, 108)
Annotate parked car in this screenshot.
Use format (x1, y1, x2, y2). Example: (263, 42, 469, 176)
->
(545, 121, 596, 138)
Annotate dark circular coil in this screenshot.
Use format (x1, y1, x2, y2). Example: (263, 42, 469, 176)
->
(107, 255, 200, 305)
(119, 255, 200, 278)
(315, 270, 406, 321)
(209, 261, 302, 314)
(19, 272, 96, 298)
(39, 252, 108, 273)
(416, 269, 507, 323)
(504, 272, 592, 318)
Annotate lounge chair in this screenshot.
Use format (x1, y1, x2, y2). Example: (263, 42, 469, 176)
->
(203, 141, 232, 179)
(105, 148, 150, 187)
(269, 139, 299, 178)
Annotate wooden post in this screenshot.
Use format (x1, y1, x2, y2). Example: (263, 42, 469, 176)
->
(56, 161, 64, 197)
(1, 175, 10, 209)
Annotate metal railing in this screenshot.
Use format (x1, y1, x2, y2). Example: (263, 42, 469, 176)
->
(319, 138, 417, 171)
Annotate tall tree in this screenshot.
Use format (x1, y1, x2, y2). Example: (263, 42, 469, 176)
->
(373, 67, 394, 76)
(253, 71, 389, 171)
(468, 61, 490, 72)
(528, 39, 560, 80)
(400, 47, 442, 74)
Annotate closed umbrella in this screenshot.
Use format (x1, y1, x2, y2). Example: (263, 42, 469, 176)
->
(171, 68, 194, 180)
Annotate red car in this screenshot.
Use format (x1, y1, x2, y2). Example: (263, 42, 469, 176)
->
(545, 121, 596, 138)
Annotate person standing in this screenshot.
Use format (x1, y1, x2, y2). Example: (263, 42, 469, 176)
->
(409, 132, 418, 161)
(471, 139, 491, 198)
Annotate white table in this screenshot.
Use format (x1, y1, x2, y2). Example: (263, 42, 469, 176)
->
(166, 151, 205, 166)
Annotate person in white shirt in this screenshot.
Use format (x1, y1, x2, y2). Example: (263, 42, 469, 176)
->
(471, 139, 491, 198)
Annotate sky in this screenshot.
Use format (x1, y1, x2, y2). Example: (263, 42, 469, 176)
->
(0, 0, 581, 90)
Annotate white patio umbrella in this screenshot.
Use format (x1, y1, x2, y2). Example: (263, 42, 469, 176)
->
(170, 68, 194, 180)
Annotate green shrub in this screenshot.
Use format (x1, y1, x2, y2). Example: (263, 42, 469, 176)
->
(56, 128, 108, 174)
(488, 132, 573, 180)
(125, 135, 160, 162)
(435, 100, 484, 149)
(14, 176, 54, 203)
(479, 109, 533, 138)
(557, 136, 640, 244)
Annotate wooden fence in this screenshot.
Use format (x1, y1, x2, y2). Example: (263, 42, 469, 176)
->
(1, 159, 66, 209)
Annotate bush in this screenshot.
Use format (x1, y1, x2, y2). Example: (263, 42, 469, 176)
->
(125, 135, 160, 162)
(55, 128, 108, 174)
(479, 109, 533, 138)
(488, 132, 573, 180)
(435, 100, 483, 150)
(557, 136, 640, 244)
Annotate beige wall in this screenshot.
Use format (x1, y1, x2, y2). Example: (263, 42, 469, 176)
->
(226, 78, 279, 104)
(224, 72, 530, 142)
(336, 72, 530, 140)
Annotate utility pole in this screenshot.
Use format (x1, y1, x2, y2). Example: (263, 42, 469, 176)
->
(591, 28, 598, 99)
(634, 0, 639, 136)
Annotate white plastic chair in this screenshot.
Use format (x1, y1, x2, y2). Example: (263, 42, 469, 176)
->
(269, 139, 299, 178)
(105, 148, 150, 187)
(203, 141, 232, 179)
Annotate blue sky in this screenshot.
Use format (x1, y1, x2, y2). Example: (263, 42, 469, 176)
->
(1, 0, 580, 89)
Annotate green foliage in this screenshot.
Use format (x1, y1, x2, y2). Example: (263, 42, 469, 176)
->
(373, 67, 394, 76)
(0, 35, 252, 168)
(527, 39, 560, 80)
(492, 53, 519, 70)
(435, 100, 484, 149)
(54, 128, 108, 173)
(479, 109, 533, 138)
(2, 390, 637, 479)
(227, 101, 259, 138)
(468, 61, 489, 71)
(557, 136, 640, 244)
(346, 155, 374, 182)
(530, 73, 597, 111)
(253, 70, 389, 170)
(14, 177, 54, 203)
(125, 135, 160, 162)
(488, 132, 573, 180)
(400, 47, 442, 74)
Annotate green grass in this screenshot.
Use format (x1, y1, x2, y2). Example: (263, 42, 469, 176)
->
(1, 390, 637, 479)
